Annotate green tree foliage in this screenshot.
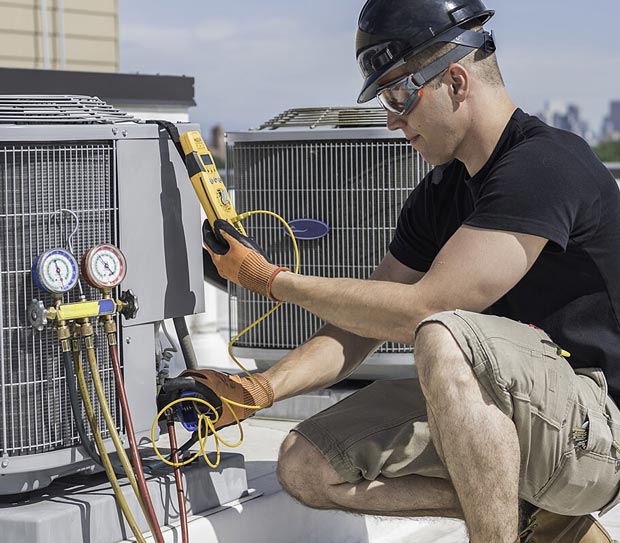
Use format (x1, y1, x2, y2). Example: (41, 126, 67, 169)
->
(593, 140, 620, 162)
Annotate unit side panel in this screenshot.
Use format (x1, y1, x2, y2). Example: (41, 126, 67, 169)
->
(116, 138, 204, 325)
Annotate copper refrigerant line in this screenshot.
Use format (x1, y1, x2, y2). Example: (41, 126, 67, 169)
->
(30, 241, 186, 543)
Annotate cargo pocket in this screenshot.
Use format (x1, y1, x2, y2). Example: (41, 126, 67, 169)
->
(600, 418, 620, 515)
(534, 409, 620, 516)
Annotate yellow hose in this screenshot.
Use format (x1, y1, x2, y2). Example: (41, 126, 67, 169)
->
(71, 337, 147, 543)
(223, 209, 301, 410)
(80, 325, 161, 540)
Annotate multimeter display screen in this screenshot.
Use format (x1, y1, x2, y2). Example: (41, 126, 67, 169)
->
(201, 154, 213, 166)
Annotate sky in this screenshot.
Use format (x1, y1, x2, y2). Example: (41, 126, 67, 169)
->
(118, 1, 620, 135)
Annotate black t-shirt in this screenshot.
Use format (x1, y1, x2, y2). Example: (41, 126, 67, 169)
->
(390, 108, 620, 404)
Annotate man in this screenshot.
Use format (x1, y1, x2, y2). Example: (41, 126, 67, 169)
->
(192, 1, 620, 541)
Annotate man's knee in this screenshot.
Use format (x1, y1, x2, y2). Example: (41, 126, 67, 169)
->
(414, 319, 469, 391)
(277, 431, 340, 509)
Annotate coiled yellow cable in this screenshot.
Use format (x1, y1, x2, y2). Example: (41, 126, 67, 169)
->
(152, 210, 299, 468)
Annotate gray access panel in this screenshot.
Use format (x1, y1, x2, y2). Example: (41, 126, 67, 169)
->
(117, 124, 205, 326)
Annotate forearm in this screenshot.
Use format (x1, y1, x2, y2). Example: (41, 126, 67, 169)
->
(271, 272, 434, 344)
(262, 324, 383, 401)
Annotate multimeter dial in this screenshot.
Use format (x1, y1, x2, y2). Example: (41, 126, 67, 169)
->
(32, 248, 79, 294)
(81, 244, 127, 290)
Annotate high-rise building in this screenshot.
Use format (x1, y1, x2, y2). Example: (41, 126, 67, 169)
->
(0, 0, 118, 72)
(602, 101, 620, 142)
(538, 101, 593, 143)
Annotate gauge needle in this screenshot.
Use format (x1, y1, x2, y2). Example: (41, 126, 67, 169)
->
(54, 259, 65, 287)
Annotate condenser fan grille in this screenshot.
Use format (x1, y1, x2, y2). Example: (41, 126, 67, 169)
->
(0, 142, 122, 457)
(227, 136, 430, 353)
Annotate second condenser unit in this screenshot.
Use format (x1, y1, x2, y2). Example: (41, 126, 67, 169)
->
(226, 107, 431, 379)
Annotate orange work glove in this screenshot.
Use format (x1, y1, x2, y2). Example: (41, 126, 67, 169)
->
(203, 219, 289, 300)
(179, 369, 275, 430)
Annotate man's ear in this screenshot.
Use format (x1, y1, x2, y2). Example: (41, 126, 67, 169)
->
(448, 63, 469, 102)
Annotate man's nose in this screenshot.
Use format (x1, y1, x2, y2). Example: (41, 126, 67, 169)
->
(386, 110, 403, 132)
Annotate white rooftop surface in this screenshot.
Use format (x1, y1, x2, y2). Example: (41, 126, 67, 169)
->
(131, 416, 620, 543)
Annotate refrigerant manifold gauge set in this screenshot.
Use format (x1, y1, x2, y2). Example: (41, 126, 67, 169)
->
(28, 243, 138, 331)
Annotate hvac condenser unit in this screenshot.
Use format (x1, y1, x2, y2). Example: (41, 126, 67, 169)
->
(0, 96, 204, 495)
(226, 107, 431, 379)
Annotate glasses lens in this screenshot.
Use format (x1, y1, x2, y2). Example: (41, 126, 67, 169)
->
(376, 74, 422, 115)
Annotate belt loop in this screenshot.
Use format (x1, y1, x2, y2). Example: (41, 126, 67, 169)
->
(593, 369, 609, 409)
(588, 368, 608, 409)
(574, 368, 609, 409)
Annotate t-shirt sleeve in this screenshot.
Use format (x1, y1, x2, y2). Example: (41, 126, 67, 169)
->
(463, 141, 598, 251)
(389, 174, 438, 271)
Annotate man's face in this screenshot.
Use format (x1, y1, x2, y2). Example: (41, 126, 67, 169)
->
(379, 64, 467, 166)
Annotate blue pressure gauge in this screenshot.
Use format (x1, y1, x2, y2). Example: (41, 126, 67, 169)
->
(32, 248, 79, 295)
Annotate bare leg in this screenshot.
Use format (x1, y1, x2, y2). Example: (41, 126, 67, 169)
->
(415, 322, 520, 543)
(277, 431, 464, 519)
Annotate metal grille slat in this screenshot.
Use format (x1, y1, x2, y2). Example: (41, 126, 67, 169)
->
(0, 95, 136, 124)
(258, 106, 388, 130)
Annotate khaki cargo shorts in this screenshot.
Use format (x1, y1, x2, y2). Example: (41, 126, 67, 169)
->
(294, 310, 620, 516)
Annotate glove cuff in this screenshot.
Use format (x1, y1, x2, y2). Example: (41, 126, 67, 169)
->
(266, 267, 289, 301)
(252, 373, 276, 407)
(238, 251, 289, 300)
(230, 373, 275, 417)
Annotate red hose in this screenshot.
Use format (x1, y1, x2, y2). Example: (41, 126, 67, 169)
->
(109, 343, 166, 543)
(168, 417, 190, 543)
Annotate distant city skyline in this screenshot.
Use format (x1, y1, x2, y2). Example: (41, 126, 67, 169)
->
(118, 1, 620, 134)
(536, 100, 620, 145)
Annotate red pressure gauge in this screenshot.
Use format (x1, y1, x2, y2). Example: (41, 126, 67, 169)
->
(81, 244, 127, 290)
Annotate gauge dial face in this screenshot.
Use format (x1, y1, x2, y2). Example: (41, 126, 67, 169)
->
(82, 244, 127, 290)
(34, 248, 79, 294)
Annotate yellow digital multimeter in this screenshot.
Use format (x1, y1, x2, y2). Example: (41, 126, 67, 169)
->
(179, 130, 247, 236)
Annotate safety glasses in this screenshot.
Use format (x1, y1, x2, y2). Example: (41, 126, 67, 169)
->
(376, 73, 425, 115)
(373, 30, 496, 116)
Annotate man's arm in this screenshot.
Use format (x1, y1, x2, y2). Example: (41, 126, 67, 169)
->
(271, 225, 548, 344)
(264, 252, 425, 401)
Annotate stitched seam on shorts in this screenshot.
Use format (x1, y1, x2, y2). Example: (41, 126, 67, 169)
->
(452, 311, 491, 365)
(451, 312, 519, 412)
(298, 411, 430, 475)
(340, 412, 429, 449)
(295, 419, 361, 477)
(418, 311, 491, 370)
(422, 312, 510, 405)
(453, 312, 556, 367)
(534, 449, 618, 502)
(296, 416, 424, 471)
(452, 315, 565, 409)
(533, 449, 574, 501)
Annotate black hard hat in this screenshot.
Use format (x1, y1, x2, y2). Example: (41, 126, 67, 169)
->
(356, 0, 495, 103)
